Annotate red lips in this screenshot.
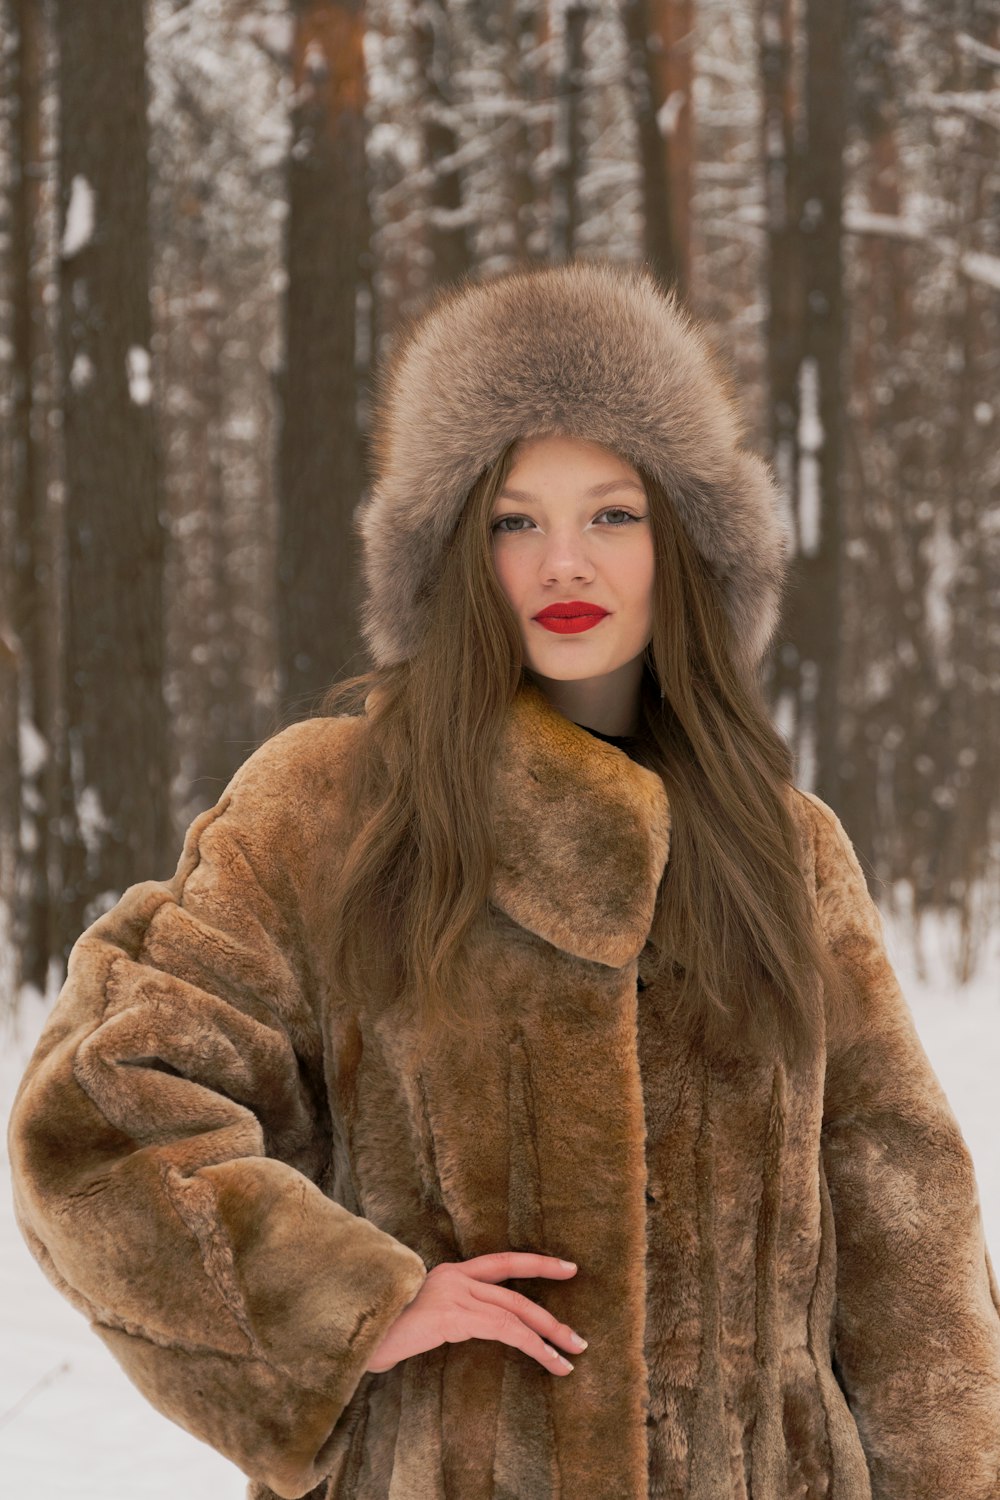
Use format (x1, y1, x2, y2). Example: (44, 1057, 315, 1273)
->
(534, 601, 609, 635)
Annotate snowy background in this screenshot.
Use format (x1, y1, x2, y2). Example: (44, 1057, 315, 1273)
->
(2, 0, 998, 1491)
(2, 901, 998, 1498)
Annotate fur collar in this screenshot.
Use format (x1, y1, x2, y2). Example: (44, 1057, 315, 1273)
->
(486, 680, 670, 968)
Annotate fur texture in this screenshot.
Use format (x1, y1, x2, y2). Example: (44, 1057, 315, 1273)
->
(355, 258, 792, 678)
(8, 681, 1000, 1499)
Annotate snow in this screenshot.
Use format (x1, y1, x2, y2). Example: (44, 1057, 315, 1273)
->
(17, 716, 48, 782)
(0, 994, 245, 1499)
(69, 352, 95, 392)
(956, 31, 1000, 67)
(918, 88, 1000, 127)
(961, 250, 1000, 293)
(656, 90, 688, 137)
(67, 730, 113, 871)
(921, 509, 959, 673)
(844, 206, 939, 242)
(842, 210, 1000, 294)
(126, 347, 153, 406)
(302, 37, 328, 78)
(1, 911, 998, 1497)
(234, 12, 293, 61)
(772, 689, 795, 746)
(796, 665, 818, 792)
(60, 176, 96, 260)
(796, 357, 822, 557)
(73, 786, 111, 862)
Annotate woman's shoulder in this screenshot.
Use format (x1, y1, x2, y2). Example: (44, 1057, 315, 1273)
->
(202, 713, 369, 862)
(785, 785, 861, 866)
(227, 712, 367, 796)
(784, 785, 883, 950)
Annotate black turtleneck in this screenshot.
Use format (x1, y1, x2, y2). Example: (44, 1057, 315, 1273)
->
(572, 720, 643, 762)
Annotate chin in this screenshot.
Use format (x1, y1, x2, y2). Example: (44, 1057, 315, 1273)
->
(527, 656, 620, 683)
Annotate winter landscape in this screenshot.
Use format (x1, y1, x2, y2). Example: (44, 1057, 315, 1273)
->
(2, 0, 999, 1493)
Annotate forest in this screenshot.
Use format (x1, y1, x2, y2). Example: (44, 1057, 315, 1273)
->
(1, 0, 998, 1019)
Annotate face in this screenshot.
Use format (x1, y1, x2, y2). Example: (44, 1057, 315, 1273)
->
(490, 433, 655, 727)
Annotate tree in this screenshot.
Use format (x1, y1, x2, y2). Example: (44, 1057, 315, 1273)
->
(277, 0, 371, 718)
(53, 0, 169, 956)
(760, 0, 849, 811)
(1, 0, 57, 1011)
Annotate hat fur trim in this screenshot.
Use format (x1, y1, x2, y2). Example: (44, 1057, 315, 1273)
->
(355, 258, 791, 677)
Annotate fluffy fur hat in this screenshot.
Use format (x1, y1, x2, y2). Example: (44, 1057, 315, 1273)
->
(355, 257, 792, 678)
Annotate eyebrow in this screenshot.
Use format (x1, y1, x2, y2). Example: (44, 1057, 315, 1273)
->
(497, 478, 646, 503)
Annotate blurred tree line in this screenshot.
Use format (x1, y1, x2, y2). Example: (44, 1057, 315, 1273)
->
(0, 0, 997, 1018)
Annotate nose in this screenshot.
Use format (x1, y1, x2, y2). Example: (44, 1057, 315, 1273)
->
(537, 527, 598, 583)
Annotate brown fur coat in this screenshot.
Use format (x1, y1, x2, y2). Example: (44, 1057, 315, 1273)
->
(8, 679, 1000, 1499)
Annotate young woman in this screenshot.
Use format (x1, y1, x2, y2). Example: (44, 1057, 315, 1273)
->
(9, 259, 1000, 1500)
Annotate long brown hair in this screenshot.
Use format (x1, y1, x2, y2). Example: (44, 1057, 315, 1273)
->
(313, 438, 856, 1071)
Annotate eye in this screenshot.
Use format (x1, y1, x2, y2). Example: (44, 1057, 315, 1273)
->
(601, 508, 643, 527)
(491, 507, 645, 535)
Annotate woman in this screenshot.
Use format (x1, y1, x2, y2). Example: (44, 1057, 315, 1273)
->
(8, 259, 1000, 1500)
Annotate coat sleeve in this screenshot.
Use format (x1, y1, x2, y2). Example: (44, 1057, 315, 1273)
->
(804, 789, 1000, 1499)
(6, 719, 428, 1500)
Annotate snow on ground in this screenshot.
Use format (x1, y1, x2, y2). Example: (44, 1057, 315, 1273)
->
(1, 907, 998, 1498)
(0, 989, 244, 1499)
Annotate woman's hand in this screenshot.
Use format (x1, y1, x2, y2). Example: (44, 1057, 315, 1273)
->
(365, 1252, 586, 1376)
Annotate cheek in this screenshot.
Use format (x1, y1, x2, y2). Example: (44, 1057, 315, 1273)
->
(621, 534, 656, 598)
(491, 549, 515, 612)
(491, 543, 522, 603)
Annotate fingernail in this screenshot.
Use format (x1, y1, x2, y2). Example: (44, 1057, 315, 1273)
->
(559, 1355, 574, 1370)
(559, 1259, 576, 1270)
(570, 1331, 588, 1349)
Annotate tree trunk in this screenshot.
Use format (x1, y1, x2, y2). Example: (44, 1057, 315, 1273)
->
(411, 0, 472, 286)
(627, 0, 693, 296)
(762, 0, 848, 813)
(53, 0, 168, 956)
(2, 0, 54, 1011)
(551, 3, 588, 262)
(278, 0, 370, 715)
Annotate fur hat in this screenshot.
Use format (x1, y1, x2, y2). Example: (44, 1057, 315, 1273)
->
(355, 257, 791, 678)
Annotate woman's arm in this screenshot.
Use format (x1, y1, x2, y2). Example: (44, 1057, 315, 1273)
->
(7, 720, 427, 1500)
(804, 789, 1000, 1499)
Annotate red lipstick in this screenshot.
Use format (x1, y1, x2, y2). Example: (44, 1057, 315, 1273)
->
(534, 601, 609, 635)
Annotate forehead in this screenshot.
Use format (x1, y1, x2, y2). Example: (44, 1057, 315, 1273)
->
(501, 437, 645, 502)
(497, 476, 645, 503)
